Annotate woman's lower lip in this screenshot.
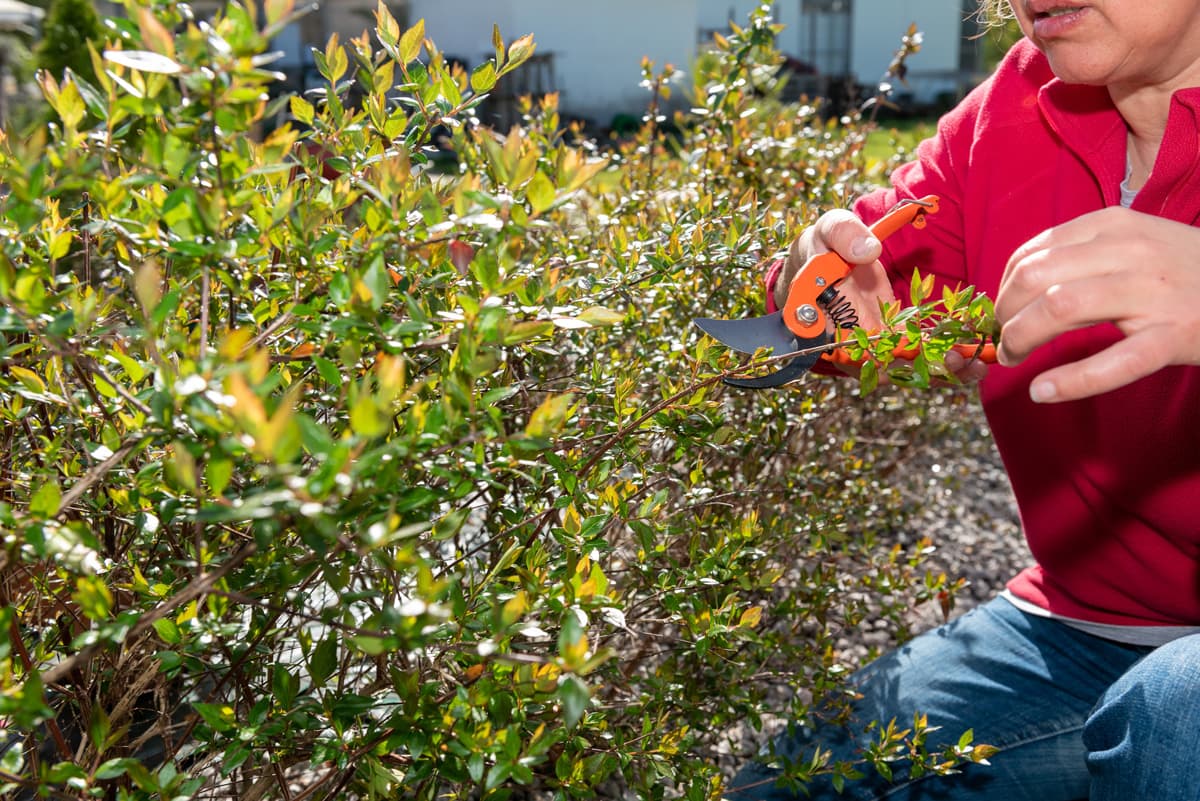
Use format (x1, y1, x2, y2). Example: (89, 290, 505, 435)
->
(1032, 7, 1088, 38)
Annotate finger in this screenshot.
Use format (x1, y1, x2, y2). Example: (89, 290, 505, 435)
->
(995, 240, 1126, 327)
(944, 350, 989, 384)
(1000, 208, 1131, 296)
(1026, 326, 1174, 403)
(998, 272, 1150, 365)
(810, 209, 881, 264)
(836, 262, 895, 329)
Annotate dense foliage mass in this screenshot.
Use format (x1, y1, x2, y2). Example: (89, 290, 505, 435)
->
(0, 2, 997, 799)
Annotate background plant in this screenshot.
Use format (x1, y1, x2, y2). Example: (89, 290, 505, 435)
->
(1, 2, 994, 799)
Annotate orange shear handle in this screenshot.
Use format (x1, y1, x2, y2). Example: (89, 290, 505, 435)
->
(781, 195, 940, 340)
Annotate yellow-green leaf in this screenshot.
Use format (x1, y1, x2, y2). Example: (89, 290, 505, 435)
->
(576, 306, 624, 326)
(350, 394, 388, 438)
(9, 366, 46, 393)
(525, 393, 574, 439)
(290, 95, 314, 126)
(73, 575, 114, 621)
(399, 19, 425, 64)
(738, 606, 763, 629)
(375, 0, 401, 46)
(527, 171, 555, 213)
(265, 0, 296, 27)
(507, 33, 536, 69)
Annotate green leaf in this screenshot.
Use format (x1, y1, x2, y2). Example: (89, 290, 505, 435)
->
(309, 635, 338, 688)
(205, 458, 234, 496)
(192, 702, 236, 733)
(314, 356, 341, 386)
(557, 674, 590, 728)
(94, 757, 140, 781)
(432, 507, 470, 541)
(470, 62, 497, 94)
(859, 359, 879, 397)
(153, 617, 182, 645)
(29, 479, 62, 519)
(272, 665, 299, 710)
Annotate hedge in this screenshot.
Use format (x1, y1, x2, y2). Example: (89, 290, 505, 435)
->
(0, 3, 995, 798)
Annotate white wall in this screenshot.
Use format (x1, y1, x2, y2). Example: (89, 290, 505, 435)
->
(408, 0, 518, 65)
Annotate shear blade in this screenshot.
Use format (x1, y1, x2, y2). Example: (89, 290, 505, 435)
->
(723, 353, 822, 388)
(693, 313, 828, 389)
(693, 312, 797, 356)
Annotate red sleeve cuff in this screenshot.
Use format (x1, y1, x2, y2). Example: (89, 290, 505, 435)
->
(763, 258, 784, 313)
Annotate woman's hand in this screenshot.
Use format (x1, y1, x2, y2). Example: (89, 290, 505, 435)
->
(777, 209, 891, 325)
(780, 210, 989, 383)
(996, 207, 1200, 402)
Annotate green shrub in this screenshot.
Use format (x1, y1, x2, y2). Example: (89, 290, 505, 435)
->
(0, 3, 995, 799)
(35, 0, 104, 84)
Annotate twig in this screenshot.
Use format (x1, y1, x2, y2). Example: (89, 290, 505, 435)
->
(36, 542, 257, 687)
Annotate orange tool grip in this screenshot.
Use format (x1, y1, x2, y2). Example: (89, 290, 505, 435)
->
(822, 338, 997, 368)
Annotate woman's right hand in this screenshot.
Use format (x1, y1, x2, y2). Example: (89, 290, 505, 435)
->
(775, 209, 892, 326)
(778, 209, 988, 384)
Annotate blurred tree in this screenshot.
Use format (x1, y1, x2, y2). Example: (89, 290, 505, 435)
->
(34, 0, 102, 83)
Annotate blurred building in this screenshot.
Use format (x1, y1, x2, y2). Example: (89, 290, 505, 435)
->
(407, 0, 988, 126)
(46, 1, 988, 130)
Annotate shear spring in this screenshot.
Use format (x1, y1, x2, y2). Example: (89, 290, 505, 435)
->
(817, 284, 859, 330)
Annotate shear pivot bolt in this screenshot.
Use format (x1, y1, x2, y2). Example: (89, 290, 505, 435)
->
(796, 305, 819, 324)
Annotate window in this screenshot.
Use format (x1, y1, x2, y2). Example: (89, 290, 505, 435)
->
(798, 0, 852, 76)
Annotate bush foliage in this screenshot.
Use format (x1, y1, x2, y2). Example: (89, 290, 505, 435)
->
(0, 2, 996, 798)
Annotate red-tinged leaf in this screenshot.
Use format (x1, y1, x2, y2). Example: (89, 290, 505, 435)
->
(449, 239, 475, 275)
(136, 7, 175, 58)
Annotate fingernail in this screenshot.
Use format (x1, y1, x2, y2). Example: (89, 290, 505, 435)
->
(1030, 380, 1057, 403)
(851, 236, 880, 261)
(996, 345, 1012, 367)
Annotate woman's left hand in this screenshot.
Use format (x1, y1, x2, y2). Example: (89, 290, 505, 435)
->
(995, 206, 1200, 403)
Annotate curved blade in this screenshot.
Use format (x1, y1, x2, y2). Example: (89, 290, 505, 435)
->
(693, 312, 797, 355)
(694, 313, 831, 389)
(723, 352, 822, 389)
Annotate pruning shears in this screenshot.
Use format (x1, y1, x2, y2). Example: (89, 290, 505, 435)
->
(694, 195, 997, 388)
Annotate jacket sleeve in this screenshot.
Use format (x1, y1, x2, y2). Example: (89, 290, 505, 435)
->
(852, 96, 978, 299)
(853, 38, 1050, 300)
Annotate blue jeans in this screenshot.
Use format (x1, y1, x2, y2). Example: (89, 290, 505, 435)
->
(727, 598, 1200, 800)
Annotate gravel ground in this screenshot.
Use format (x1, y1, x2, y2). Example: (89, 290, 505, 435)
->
(896, 396, 1030, 623)
(833, 390, 1031, 660)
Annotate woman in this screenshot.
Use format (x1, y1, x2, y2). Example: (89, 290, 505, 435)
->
(728, 2, 1200, 799)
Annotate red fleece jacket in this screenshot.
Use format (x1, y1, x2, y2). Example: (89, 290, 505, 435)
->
(849, 39, 1200, 627)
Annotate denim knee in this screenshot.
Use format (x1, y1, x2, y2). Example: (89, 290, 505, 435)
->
(1083, 633, 1200, 801)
